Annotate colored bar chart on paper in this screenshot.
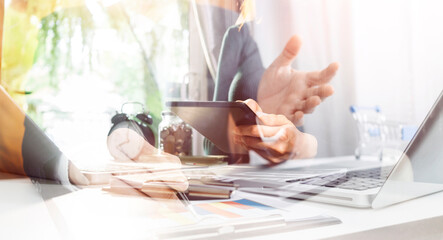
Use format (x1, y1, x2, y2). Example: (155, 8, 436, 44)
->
(193, 199, 276, 219)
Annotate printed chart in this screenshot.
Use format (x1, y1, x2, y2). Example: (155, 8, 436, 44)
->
(157, 199, 280, 226)
(193, 199, 276, 218)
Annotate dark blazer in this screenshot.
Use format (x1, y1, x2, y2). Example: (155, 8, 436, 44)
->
(205, 24, 265, 163)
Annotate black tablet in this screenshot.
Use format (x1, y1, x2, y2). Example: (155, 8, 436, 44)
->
(166, 101, 258, 153)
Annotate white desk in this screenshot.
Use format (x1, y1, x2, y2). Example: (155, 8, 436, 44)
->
(239, 191, 443, 240)
(1, 157, 443, 240)
(0, 174, 60, 240)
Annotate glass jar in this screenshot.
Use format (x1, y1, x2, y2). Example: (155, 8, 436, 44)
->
(158, 111, 192, 156)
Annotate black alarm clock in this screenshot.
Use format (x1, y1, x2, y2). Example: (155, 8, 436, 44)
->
(107, 102, 156, 161)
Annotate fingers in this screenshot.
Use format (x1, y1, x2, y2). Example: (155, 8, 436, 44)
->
(241, 135, 291, 155)
(235, 125, 285, 138)
(158, 172, 189, 192)
(238, 99, 289, 126)
(249, 148, 288, 165)
(235, 111, 293, 138)
(241, 99, 263, 113)
(303, 85, 334, 100)
(256, 112, 290, 126)
(143, 180, 189, 194)
(273, 35, 302, 67)
(68, 161, 90, 186)
(303, 96, 322, 114)
(235, 125, 299, 155)
(292, 111, 304, 126)
(135, 152, 182, 168)
(138, 170, 189, 192)
(287, 96, 321, 114)
(307, 62, 339, 86)
(133, 153, 189, 192)
(142, 183, 178, 198)
(241, 99, 297, 126)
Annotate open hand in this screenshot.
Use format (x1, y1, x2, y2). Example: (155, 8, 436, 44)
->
(257, 35, 339, 126)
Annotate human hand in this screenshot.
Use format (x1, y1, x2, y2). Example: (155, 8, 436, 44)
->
(107, 171, 189, 214)
(134, 151, 189, 192)
(107, 127, 188, 192)
(257, 35, 339, 126)
(233, 99, 318, 164)
(68, 161, 90, 186)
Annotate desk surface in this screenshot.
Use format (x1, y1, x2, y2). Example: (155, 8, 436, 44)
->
(240, 190, 443, 240)
(1, 157, 443, 240)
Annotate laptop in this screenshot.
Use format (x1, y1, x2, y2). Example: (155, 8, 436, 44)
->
(236, 90, 443, 208)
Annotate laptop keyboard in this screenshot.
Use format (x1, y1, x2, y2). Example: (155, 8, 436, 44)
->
(287, 167, 392, 191)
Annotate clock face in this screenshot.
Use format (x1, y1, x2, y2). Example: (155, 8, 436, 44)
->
(107, 126, 146, 161)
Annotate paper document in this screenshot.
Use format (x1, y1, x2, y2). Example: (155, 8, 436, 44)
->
(154, 191, 341, 239)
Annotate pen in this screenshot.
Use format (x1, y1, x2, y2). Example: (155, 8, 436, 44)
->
(141, 181, 201, 220)
(177, 191, 199, 219)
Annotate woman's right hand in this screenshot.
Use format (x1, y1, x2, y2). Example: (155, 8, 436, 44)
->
(234, 99, 318, 164)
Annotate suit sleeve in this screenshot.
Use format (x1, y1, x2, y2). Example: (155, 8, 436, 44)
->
(0, 87, 26, 175)
(0, 86, 70, 183)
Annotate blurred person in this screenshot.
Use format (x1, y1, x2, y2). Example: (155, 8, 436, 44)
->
(0, 85, 87, 187)
(0, 0, 188, 193)
(201, 1, 339, 163)
(0, 85, 188, 194)
(0, 87, 190, 230)
(217, 26, 339, 125)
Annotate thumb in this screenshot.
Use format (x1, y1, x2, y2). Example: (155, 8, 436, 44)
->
(273, 35, 302, 67)
(240, 99, 263, 113)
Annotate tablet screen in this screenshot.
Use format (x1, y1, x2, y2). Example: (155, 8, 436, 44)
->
(166, 101, 257, 153)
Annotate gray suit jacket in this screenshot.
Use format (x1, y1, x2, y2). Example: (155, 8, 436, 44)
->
(205, 24, 265, 163)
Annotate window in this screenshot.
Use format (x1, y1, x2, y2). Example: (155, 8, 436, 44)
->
(2, 0, 190, 163)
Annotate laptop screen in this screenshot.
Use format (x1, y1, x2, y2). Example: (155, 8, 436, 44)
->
(407, 91, 443, 182)
(373, 90, 443, 208)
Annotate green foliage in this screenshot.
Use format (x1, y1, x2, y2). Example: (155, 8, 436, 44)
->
(15, 0, 190, 147)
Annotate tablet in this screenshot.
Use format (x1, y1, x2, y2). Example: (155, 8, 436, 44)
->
(166, 101, 258, 153)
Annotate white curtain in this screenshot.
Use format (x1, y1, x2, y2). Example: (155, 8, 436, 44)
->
(253, 0, 443, 157)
